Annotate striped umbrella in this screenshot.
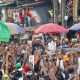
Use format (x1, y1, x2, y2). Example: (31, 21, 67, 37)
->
(5, 23, 25, 35)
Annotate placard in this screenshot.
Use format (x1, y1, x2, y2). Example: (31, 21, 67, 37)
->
(29, 55, 34, 69)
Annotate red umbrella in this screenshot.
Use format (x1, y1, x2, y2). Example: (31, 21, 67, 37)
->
(35, 23, 68, 34)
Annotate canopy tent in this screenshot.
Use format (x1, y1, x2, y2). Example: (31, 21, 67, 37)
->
(35, 23, 68, 34)
(69, 23, 80, 31)
(0, 21, 10, 42)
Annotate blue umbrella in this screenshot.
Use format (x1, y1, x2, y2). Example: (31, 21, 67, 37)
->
(69, 23, 80, 31)
(13, 23, 25, 34)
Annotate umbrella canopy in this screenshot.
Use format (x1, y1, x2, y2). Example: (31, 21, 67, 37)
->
(0, 21, 10, 42)
(5, 23, 25, 35)
(69, 23, 80, 31)
(35, 23, 68, 34)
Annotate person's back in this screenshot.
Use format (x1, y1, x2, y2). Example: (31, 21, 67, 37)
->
(47, 40, 56, 56)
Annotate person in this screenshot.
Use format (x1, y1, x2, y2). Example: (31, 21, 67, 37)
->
(47, 37, 56, 56)
(32, 37, 45, 55)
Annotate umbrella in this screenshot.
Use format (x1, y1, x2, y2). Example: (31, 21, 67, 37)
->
(35, 23, 68, 34)
(5, 23, 25, 35)
(0, 21, 10, 42)
(69, 23, 80, 31)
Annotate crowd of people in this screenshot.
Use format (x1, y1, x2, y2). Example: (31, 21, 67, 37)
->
(0, 33, 80, 80)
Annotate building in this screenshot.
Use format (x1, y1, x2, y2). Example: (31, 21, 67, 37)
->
(66, 0, 80, 26)
(0, 0, 52, 27)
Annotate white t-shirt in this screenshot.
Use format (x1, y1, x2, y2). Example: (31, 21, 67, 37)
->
(60, 60, 64, 70)
(48, 41, 56, 52)
(48, 41, 56, 55)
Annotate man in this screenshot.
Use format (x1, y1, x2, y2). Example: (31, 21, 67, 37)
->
(47, 37, 56, 56)
(32, 37, 45, 55)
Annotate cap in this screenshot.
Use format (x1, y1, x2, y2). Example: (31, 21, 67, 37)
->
(63, 55, 69, 62)
(24, 66, 29, 73)
(16, 63, 21, 69)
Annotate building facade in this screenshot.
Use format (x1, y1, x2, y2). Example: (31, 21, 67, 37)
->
(0, 0, 52, 27)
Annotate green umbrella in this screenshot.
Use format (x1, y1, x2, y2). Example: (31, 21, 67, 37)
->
(0, 21, 10, 42)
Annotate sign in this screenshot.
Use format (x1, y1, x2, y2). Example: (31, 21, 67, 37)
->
(29, 55, 34, 69)
(63, 48, 80, 52)
(30, 10, 41, 23)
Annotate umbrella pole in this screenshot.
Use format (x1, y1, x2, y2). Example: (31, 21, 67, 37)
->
(43, 34, 47, 45)
(50, 34, 54, 39)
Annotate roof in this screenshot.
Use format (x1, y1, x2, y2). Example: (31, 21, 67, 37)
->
(16, 0, 50, 8)
(0, 2, 15, 7)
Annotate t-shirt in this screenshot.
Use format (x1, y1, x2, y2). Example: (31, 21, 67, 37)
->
(60, 60, 64, 70)
(48, 41, 56, 52)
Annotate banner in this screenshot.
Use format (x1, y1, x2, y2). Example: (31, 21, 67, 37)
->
(30, 10, 41, 23)
(63, 48, 80, 52)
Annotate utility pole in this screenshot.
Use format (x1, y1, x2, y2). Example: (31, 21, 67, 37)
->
(52, 0, 58, 24)
(61, 0, 66, 26)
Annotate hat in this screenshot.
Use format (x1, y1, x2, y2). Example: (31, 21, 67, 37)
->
(16, 63, 21, 69)
(63, 55, 69, 62)
(24, 66, 29, 73)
